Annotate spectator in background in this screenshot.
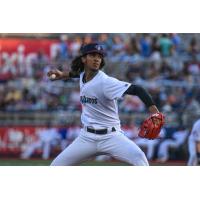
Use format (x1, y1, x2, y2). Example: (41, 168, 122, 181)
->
(159, 34, 173, 57)
(83, 34, 93, 44)
(134, 128, 166, 161)
(188, 37, 199, 58)
(70, 36, 82, 57)
(170, 33, 181, 53)
(21, 123, 60, 160)
(98, 33, 112, 53)
(119, 95, 145, 113)
(182, 92, 200, 127)
(187, 59, 200, 76)
(122, 121, 139, 140)
(67, 122, 81, 142)
(68, 87, 81, 111)
(0, 85, 6, 110)
(16, 45, 26, 76)
(125, 62, 143, 83)
(58, 127, 68, 150)
(4, 86, 23, 111)
(150, 36, 161, 64)
(110, 35, 125, 62)
(7, 128, 24, 149)
(130, 36, 140, 55)
(139, 34, 152, 58)
(59, 34, 69, 60)
(156, 126, 188, 163)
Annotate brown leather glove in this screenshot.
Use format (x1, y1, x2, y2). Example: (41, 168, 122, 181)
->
(138, 112, 165, 140)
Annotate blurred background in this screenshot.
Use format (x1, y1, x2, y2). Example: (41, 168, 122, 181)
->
(0, 33, 200, 165)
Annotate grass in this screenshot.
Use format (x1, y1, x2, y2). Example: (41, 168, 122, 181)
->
(0, 159, 129, 166)
(0, 158, 186, 166)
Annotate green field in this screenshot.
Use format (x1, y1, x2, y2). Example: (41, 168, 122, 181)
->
(0, 159, 129, 166)
(0, 159, 186, 166)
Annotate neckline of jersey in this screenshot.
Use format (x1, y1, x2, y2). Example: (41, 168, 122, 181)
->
(82, 70, 101, 85)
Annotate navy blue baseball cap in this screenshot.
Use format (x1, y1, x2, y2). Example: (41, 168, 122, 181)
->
(80, 43, 106, 57)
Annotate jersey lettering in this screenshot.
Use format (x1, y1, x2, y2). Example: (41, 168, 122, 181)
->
(80, 95, 98, 104)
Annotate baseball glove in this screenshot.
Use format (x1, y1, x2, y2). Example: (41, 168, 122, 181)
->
(138, 112, 165, 140)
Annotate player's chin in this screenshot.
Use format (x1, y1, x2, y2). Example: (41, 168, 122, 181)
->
(91, 66, 100, 72)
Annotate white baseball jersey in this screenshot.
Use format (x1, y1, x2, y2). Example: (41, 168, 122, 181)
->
(51, 70, 149, 166)
(80, 70, 131, 129)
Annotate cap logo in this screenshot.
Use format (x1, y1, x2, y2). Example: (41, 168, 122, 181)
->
(95, 45, 102, 51)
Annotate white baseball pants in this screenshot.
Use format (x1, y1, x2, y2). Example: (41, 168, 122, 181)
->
(51, 129, 149, 166)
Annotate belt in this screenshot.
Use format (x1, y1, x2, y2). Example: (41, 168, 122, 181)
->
(86, 127, 116, 135)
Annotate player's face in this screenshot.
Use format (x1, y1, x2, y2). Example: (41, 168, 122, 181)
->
(82, 53, 102, 72)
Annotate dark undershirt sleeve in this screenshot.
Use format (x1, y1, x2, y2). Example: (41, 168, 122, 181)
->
(123, 84, 155, 108)
(69, 71, 80, 78)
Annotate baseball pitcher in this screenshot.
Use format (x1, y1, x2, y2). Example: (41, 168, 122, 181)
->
(47, 43, 165, 166)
